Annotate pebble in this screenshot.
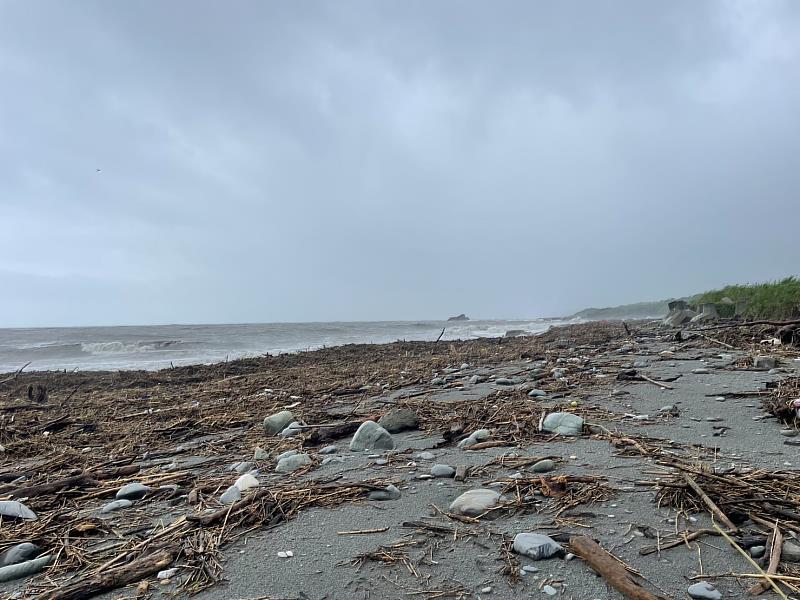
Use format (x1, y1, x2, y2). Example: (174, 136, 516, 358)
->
(234, 473, 260, 491)
(321, 456, 344, 465)
(233, 461, 254, 474)
(349, 421, 395, 451)
(416, 451, 435, 460)
(527, 389, 547, 398)
(263, 410, 294, 435)
(101, 499, 133, 513)
(276, 449, 299, 462)
(687, 581, 721, 600)
(375, 458, 388, 466)
(480, 586, 492, 593)
(377, 408, 418, 433)
(275, 453, 312, 473)
(750, 545, 765, 558)
(431, 377, 445, 385)
(0, 543, 41, 567)
(521, 565, 538, 573)
(692, 368, 710, 374)
(512, 533, 564, 560)
(780, 429, 798, 437)
(319, 445, 338, 454)
(368, 484, 401, 501)
(541, 413, 583, 436)
(157, 568, 178, 580)
(278, 421, 304, 438)
(469, 375, 482, 384)
(430, 464, 456, 478)
(253, 446, 269, 460)
(277, 551, 294, 558)
(531, 459, 556, 473)
(116, 482, 150, 501)
(449, 489, 501, 517)
(220, 486, 241, 504)
(494, 378, 515, 385)
(542, 585, 557, 596)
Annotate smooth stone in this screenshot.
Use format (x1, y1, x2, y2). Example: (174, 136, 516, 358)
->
(430, 464, 456, 478)
(116, 482, 150, 501)
(416, 451, 435, 460)
(319, 445, 338, 454)
(750, 545, 765, 558)
(263, 410, 295, 435)
(378, 408, 418, 433)
(531, 459, 556, 473)
(471, 429, 491, 441)
(458, 436, 477, 449)
(101, 499, 133, 513)
(234, 473, 260, 491)
(494, 378, 515, 385)
(780, 429, 798, 437)
(542, 585, 557, 596)
(375, 458, 388, 465)
(527, 389, 547, 398)
(512, 533, 564, 560)
(253, 446, 269, 460)
(431, 377, 445, 385)
(276, 450, 298, 461)
(157, 568, 178, 580)
(692, 368, 710, 374)
(0, 554, 52, 584)
(541, 413, 584, 436)
(687, 581, 721, 600)
(321, 456, 344, 465)
(220, 486, 241, 504)
(0, 501, 37, 521)
(782, 541, 800, 562)
(233, 461, 254, 473)
(449, 489, 501, 517)
(278, 422, 304, 438)
(275, 453, 312, 473)
(0, 543, 41, 567)
(349, 421, 394, 451)
(368, 484, 401, 501)
(469, 375, 482, 384)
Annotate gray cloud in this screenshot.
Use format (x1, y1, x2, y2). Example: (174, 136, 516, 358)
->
(1, 1, 799, 326)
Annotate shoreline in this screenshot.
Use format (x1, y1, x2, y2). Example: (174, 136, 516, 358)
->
(1, 320, 798, 599)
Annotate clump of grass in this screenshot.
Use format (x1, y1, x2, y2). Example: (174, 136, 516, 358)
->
(694, 276, 800, 320)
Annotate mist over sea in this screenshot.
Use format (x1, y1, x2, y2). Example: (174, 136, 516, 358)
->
(0, 318, 573, 373)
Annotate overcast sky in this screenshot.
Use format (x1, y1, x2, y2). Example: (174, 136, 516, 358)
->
(1, 1, 799, 327)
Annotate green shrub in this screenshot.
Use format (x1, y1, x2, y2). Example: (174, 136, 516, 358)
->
(694, 277, 800, 320)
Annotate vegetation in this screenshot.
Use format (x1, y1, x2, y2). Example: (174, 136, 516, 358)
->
(572, 300, 671, 320)
(693, 277, 800, 320)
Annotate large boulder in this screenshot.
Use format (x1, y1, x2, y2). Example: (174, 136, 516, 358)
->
(378, 409, 418, 433)
(263, 410, 294, 435)
(449, 489, 501, 517)
(663, 308, 697, 327)
(349, 421, 394, 451)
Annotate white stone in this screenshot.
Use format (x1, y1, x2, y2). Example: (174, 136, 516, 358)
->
(449, 489, 501, 517)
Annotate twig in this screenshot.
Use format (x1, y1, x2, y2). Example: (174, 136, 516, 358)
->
(337, 527, 390, 535)
(683, 474, 738, 532)
(0, 361, 32, 385)
(713, 523, 788, 600)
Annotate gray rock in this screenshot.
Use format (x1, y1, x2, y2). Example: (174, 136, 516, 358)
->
(430, 464, 456, 478)
(276, 449, 298, 462)
(253, 446, 269, 460)
(319, 445, 338, 454)
(431, 377, 445, 385)
(471, 428, 490, 441)
(220, 485, 241, 504)
(449, 489, 501, 517)
(157, 567, 178, 580)
(0, 543, 40, 567)
(659, 405, 680, 416)
(349, 421, 394, 451)
(469, 375, 482, 384)
(494, 377, 515, 385)
(531, 459, 556, 473)
(753, 356, 777, 369)
(368, 484, 401, 501)
(116, 482, 150, 501)
(0, 554, 52, 584)
(263, 410, 295, 435)
(233, 461, 254, 473)
(692, 367, 710, 374)
(101, 499, 133, 513)
(551, 368, 567, 379)
(541, 413, 583, 436)
(512, 533, 564, 560)
(0, 501, 37, 521)
(782, 541, 800, 562)
(321, 456, 344, 465)
(749, 545, 765, 558)
(542, 585, 557, 596)
(378, 409, 419, 433)
(275, 453, 312, 473)
(687, 581, 721, 600)
(632, 360, 649, 368)
(278, 421, 304, 438)
(663, 308, 697, 326)
(527, 389, 547, 398)
(416, 451, 435, 460)
(780, 429, 798, 437)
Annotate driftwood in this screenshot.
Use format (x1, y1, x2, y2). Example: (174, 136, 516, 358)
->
(683, 474, 738, 532)
(33, 548, 175, 600)
(748, 522, 782, 595)
(570, 536, 670, 600)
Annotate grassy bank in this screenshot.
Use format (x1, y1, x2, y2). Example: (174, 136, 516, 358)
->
(694, 277, 800, 320)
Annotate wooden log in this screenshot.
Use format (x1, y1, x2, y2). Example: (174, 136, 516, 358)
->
(33, 548, 175, 600)
(748, 522, 782, 595)
(683, 474, 738, 532)
(570, 536, 671, 600)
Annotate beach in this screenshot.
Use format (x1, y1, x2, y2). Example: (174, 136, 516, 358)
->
(1, 320, 799, 599)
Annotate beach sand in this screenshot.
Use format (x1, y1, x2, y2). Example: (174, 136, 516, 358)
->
(1, 321, 798, 599)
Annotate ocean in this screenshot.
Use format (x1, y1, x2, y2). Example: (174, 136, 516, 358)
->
(0, 318, 572, 373)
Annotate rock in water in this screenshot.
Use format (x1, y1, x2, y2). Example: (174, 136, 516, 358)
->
(220, 486, 241, 504)
(263, 410, 294, 435)
(0, 543, 41, 567)
(115, 482, 150, 501)
(0, 501, 37, 521)
(430, 464, 456, 478)
(378, 409, 418, 433)
(541, 413, 583, 436)
(687, 581, 721, 600)
(512, 533, 564, 560)
(275, 453, 312, 473)
(349, 421, 394, 451)
(449, 489, 501, 517)
(368, 484, 401, 501)
(101, 499, 133, 513)
(531, 459, 556, 473)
